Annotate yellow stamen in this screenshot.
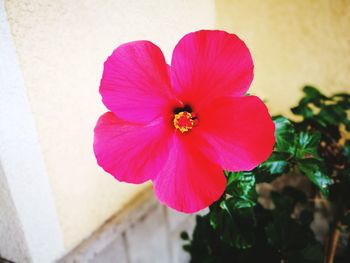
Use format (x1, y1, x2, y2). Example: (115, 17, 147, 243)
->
(173, 111, 195, 133)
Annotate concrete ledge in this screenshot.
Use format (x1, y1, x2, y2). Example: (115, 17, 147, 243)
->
(58, 187, 195, 263)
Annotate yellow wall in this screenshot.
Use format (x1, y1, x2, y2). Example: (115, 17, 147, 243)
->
(5, 0, 215, 250)
(216, 0, 350, 116)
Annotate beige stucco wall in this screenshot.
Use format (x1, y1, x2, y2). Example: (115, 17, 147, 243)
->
(216, 0, 350, 116)
(4, 0, 215, 251)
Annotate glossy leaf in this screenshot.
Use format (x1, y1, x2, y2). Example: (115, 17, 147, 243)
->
(273, 116, 296, 154)
(296, 131, 321, 158)
(225, 172, 257, 208)
(258, 152, 290, 175)
(298, 158, 333, 196)
(218, 199, 256, 249)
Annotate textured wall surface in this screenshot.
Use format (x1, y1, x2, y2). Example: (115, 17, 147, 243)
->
(1, 1, 64, 261)
(216, 0, 350, 116)
(0, 5, 29, 262)
(0, 168, 29, 262)
(59, 190, 196, 263)
(4, 0, 215, 251)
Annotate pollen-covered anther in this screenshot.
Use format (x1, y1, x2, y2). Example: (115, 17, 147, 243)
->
(173, 111, 195, 133)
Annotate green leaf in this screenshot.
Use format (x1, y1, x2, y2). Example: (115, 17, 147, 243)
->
(209, 202, 221, 229)
(218, 199, 256, 249)
(296, 131, 321, 158)
(298, 158, 333, 196)
(180, 231, 189, 240)
(225, 172, 257, 208)
(225, 171, 242, 187)
(291, 104, 314, 118)
(302, 86, 327, 101)
(273, 116, 296, 154)
(291, 98, 313, 119)
(182, 244, 191, 252)
(258, 152, 290, 175)
(318, 105, 347, 126)
(291, 87, 328, 119)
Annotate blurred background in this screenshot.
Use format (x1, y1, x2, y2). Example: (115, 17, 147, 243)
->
(0, 0, 349, 262)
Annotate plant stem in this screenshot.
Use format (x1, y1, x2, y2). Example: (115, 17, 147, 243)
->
(323, 222, 340, 263)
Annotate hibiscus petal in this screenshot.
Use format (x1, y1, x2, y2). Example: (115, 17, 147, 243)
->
(170, 30, 253, 110)
(198, 96, 275, 172)
(100, 41, 175, 124)
(153, 134, 226, 213)
(93, 112, 172, 183)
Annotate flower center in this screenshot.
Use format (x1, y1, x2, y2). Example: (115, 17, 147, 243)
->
(173, 111, 195, 133)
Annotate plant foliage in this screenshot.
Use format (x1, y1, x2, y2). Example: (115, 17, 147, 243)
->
(182, 86, 350, 263)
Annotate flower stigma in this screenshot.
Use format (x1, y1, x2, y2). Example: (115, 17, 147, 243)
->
(173, 111, 195, 133)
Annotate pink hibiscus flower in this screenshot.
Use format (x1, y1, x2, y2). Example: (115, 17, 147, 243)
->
(93, 30, 275, 213)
